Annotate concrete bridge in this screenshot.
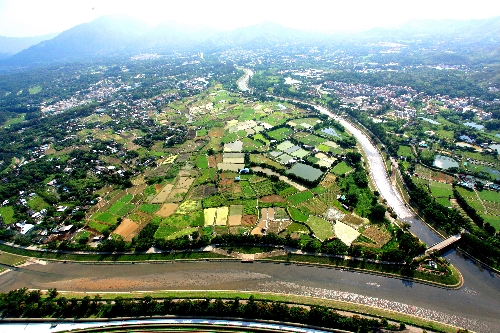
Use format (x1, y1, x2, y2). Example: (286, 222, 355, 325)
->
(425, 233, 462, 254)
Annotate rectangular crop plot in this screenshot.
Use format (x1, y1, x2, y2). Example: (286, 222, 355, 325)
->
(176, 177, 195, 189)
(332, 161, 353, 176)
(287, 191, 314, 205)
(223, 152, 245, 164)
(268, 127, 293, 141)
(204, 208, 217, 226)
(139, 204, 160, 214)
(334, 221, 360, 246)
(290, 149, 309, 158)
(94, 212, 118, 225)
(276, 153, 294, 165)
(217, 163, 245, 172)
(429, 181, 454, 198)
(229, 205, 244, 216)
(306, 216, 334, 241)
(251, 180, 275, 197)
(176, 200, 201, 214)
(151, 184, 174, 203)
(276, 140, 295, 151)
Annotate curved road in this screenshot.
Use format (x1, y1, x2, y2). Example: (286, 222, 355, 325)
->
(0, 71, 499, 332)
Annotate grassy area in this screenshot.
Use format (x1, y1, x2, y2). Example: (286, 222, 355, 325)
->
(287, 207, 309, 222)
(195, 155, 209, 169)
(331, 161, 353, 176)
(397, 145, 413, 158)
(28, 85, 42, 94)
(429, 180, 454, 198)
(287, 191, 313, 205)
(306, 216, 334, 241)
(0, 251, 27, 266)
(456, 187, 500, 230)
(138, 204, 160, 214)
(3, 116, 25, 128)
(477, 189, 500, 203)
(0, 206, 16, 224)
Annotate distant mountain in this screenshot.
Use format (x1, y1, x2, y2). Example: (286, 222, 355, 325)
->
(0, 33, 59, 60)
(1, 15, 498, 69)
(2, 15, 150, 67)
(361, 16, 500, 44)
(140, 21, 217, 51)
(204, 21, 319, 50)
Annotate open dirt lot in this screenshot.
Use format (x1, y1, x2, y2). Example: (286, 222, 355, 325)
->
(113, 218, 139, 242)
(259, 195, 286, 203)
(151, 184, 174, 203)
(228, 215, 242, 226)
(156, 203, 179, 218)
(176, 177, 195, 189)
(167, 188, 188, 203)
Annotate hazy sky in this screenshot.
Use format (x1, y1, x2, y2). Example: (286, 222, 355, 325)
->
(0, 0, 499, 37)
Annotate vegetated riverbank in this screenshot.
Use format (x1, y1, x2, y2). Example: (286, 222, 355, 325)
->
(0, 290, 460, 333)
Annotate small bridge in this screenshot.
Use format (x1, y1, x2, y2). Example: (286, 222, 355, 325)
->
(425, 234, 462, 254)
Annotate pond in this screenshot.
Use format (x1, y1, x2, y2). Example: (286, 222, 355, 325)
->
(490, 144, 500, 154)
(321, 127, 342, 139)
(419, 117, 440, 125)
(286, 163, 323, 182)
(459, 135, 473, 143)
(433, 155, 459, 170)
(463, 122, 484, 130)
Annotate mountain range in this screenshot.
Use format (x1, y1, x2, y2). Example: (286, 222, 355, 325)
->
(0, 15, 498, 69)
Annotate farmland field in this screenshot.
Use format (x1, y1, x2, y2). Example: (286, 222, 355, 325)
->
(288, 207, 309, 222)
(429, 181, 454, 198)
(332, 161, 353, 176)
(334, 221, 360, 246)
(456, 187, 500, 230)
(287, 191, 313, 205)
(306, 216, 334, 241)
(478, 189, 500, 203)
(267, 127, 293, 141)
(139, 204, 160, 214)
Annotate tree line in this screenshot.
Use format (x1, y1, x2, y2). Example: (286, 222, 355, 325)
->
(0, 288, 398, 332)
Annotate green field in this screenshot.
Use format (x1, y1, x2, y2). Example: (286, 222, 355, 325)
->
(88, 221, 110, 233)
(94, 212, 118, 225)
(27, 195, 50, 211)
(154, 224, 179, 239)
(0, 206, 16, 224)
(0, 251, 27, 266)
(267, 127, 294, 141)
(429, 181, 454, 198)
(306, 216, 334, 241)
(196, 155, 209, 169)
(397, 145, 413, 158)
(287, 191, 314, 205)
(287, 207, 309, 222)
(28, 85, 42, 94)
(477, 189, 500, 203)
(139, 204, 160, 214)
(332, 161, 353, 176)
(456, 187, 500, 231)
